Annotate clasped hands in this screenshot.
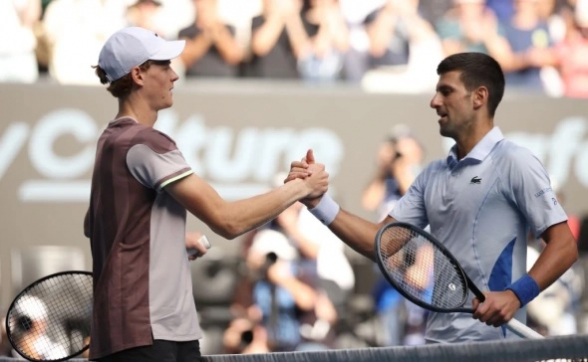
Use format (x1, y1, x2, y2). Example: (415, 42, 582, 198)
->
(285, 149, 328, 207)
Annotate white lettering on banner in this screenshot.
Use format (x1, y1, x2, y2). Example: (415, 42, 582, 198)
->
(441, 117, 588, 189)
(155, 110, 344, 182)
(0, 122, 29, 180)
(29, 109, 97, 178)
(3, 109, 344, 202)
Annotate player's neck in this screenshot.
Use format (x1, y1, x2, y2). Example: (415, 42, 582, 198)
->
(454, 121, 494, 159)
(116, 97, 157, 127)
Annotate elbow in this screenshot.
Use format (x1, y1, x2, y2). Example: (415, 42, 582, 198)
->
(251, 42, 270, 57)
(211, 221, 243, 240)
(225, 53, 244, 65)
(296, 293, 317, 311)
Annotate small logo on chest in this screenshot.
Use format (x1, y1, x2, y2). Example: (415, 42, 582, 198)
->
(470, 176, 482, 184)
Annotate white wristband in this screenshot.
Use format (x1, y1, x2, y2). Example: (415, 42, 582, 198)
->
(308, 194, 340, 225)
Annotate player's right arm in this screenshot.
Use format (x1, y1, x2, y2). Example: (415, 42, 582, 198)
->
(323, 208, 393, 261)
(286, 149, 429, 261)
(166, 167, 327, 240)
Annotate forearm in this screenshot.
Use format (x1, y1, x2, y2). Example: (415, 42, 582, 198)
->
(326, 207, 386, 261)
(168, 176, 309, 240)
(20, 0, 41, 27)
(392, 165, 415, 195)
(528, 234, 578, 291)
(361, 180, 386, 211)
(216, 181, 308, 238)
(329, 19, 350, 52)
(251, 15, 286, 56)
(288, 230, 320, 259)
(180, 34, 213, 67)
(284, 17, 312, 58)
(275, 277, 316, 311)
(484, 36, 515, 70)
(368, 19, 395, 57)
(211, 25, 244, 65)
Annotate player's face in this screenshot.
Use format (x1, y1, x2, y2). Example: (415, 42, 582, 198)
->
(142, 60, 179, 110)
(430, 71, 475, 139)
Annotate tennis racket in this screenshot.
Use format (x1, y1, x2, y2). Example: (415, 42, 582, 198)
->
(5, 271, 93, 362)
(374, 222, 544, 339)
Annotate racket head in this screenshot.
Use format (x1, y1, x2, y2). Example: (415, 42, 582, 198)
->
(5, 271, 93, 362)
(374, 222, 474, 313)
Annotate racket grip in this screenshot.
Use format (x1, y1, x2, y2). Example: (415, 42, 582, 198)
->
(187, 235, 211, 255)
(505, 318, 544, 339)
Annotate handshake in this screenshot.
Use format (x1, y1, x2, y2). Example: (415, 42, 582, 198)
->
(283, 149, 330, 208)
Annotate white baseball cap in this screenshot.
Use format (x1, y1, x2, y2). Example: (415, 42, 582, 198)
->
(98, 27, 186, 82)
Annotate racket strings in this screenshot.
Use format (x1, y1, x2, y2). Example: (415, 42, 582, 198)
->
(379, 226, 468, 309)
(8, 273, 93, 361)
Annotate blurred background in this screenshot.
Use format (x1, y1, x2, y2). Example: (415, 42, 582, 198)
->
(1, 0, 588, 358)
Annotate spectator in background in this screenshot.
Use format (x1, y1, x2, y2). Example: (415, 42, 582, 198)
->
(0, 0, 41, 83)
(245, 226, 334, 352)
(273, 197, 355, 317)
(500, 0, 554, 93)
(337, 0, 385, 82)
(178, 0, 244, 77)
(297, 0, 350, 81)
(361, 0, 444, 93)
(417, 0, 454, 26)
(247, 0, 311, 79)
(435, 0, 512, 66)
(487, 0, 516, 22)
(361, 125, 426, 346)
(126, 0, 164, 33)
(550, 0, 588, 98)
(361, 125, 424, 221)
(42, 0, 127, 85)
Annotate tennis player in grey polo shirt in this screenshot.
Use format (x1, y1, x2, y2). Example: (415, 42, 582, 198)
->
(286, 52, 578, 343)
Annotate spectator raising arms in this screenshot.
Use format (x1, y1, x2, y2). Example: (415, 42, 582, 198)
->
(178, 0, 244, 78)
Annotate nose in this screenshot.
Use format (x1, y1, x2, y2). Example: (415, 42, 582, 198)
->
(171, 69, 179, 82)
(430, 93, 441, 109)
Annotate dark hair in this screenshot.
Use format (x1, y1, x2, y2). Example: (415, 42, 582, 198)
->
(92, 61, 154, 99)
(16, 316, 34, 332)
(437, 52, 505, 117)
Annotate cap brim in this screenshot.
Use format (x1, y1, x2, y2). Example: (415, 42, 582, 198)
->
(150, 40, 186, 61)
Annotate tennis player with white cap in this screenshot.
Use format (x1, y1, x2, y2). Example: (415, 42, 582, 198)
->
(85, 27, 328, 361)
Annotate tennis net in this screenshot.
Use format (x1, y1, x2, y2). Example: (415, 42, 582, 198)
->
(1, 334, 587, 362)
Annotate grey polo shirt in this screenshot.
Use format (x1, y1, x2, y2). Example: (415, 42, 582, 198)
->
(390, 126, 568, 343)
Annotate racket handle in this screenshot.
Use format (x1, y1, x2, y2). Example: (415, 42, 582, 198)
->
(505, 318, 544, 339)
(187, 235, 211, 255)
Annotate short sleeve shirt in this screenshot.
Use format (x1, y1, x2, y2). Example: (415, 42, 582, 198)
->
(84, 117, 202, 359)
(390, 127, 567, 343)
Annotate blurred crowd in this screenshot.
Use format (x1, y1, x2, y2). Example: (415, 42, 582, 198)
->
(1, 0, 588, 97)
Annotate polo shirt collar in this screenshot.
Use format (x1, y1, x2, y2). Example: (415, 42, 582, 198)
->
(446, 126, 504, 166)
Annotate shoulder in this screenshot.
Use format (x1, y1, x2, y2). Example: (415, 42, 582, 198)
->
(422, 159, 447, 175)
(413, 159, 446, 185)
(131, 126, 178, 154)
(492, 140, 543, 169)
(491, 140, 548, 184)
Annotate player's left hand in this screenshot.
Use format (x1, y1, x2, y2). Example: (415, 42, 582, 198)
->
(472, 290, 521, 327)
(186, 232, 209, 260)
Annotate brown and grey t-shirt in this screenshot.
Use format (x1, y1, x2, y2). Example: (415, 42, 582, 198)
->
(84, 117, 202, 359)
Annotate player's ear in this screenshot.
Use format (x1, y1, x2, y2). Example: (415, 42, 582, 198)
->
(130, 66, 144, 87)
(473, 86, 488, 111)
